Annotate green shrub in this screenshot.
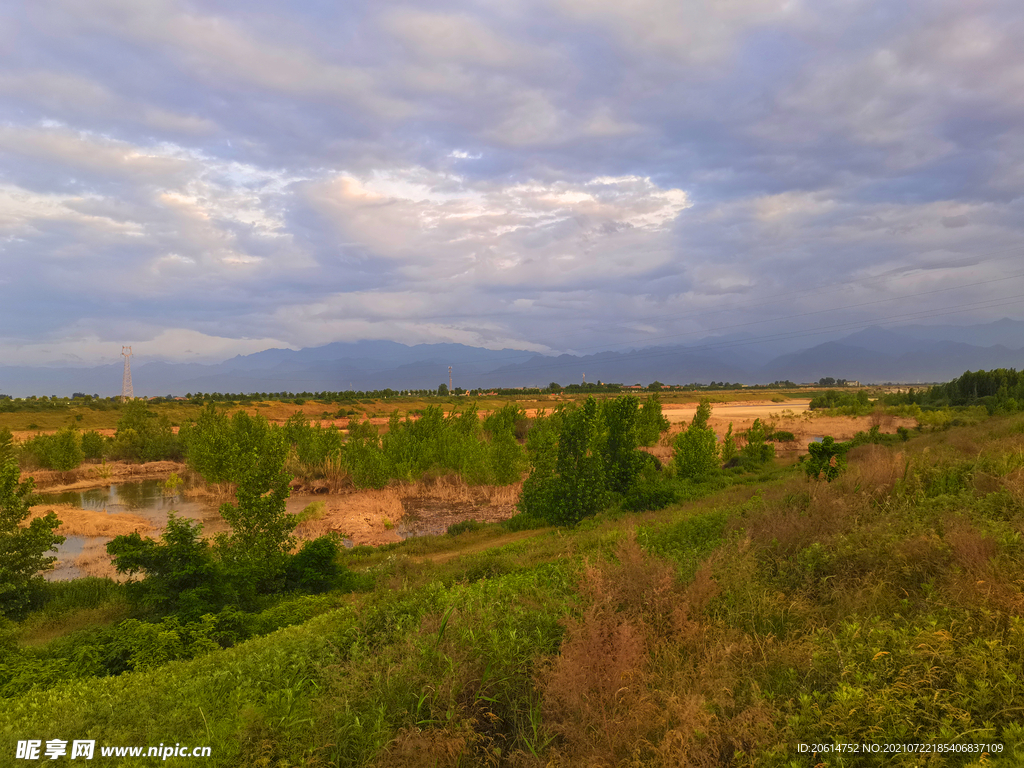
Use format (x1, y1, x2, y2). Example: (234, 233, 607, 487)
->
(637, 393, 670, 446)
(50, 434, 73, 469)
(673, 400, 719, 481)
(740, 418, 775, 466)
(622, 479, 678, 512)
(81, 430, 105, 460)
(109, 401, 180, 463)
(284, 536, 344, 593)
(447, 519, 484, 536)
(805, 436, 846, 482)
(107, 513, 219, 618)
(0, 461, 64, 618)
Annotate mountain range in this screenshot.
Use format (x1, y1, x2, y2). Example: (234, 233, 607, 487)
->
(2, 320, 1023, 398)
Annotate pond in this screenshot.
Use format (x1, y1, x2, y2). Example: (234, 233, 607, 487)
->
(37, 480, 335, 580)
(38, 479, 212, 526)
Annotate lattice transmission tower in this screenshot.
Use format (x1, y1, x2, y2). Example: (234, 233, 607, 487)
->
(121, 346, 134, 402)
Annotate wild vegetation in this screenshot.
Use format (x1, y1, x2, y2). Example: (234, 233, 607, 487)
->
(3, 372, 1024, 765)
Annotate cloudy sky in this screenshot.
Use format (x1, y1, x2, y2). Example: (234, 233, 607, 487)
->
(2, 0, 1023, 366)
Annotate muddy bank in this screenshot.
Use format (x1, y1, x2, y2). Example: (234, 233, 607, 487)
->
(25, 460, 186, 492)
(35, 475, 524, 581)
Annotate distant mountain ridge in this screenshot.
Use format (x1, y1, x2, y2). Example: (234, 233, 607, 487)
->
(2, 319, 1023, 397)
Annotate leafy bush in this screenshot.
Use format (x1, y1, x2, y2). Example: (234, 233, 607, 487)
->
(178, 403, 237, 482)
(636, 393, 670, 446)
(720, 423, 738, 464)
(107, 513, 220, 618)
(804, 436, 846, 482)
(217, 415, 296, 595)
(109, 401, 180, 462)
(622, 479, 678, 512)
(673, 400, 719, 481)
(81, 430, 105, 460)
(285, 413, 343, 469)
(809, 389, 871, 412)
(740, 418, 775, 467)
(520, 398, 607, 526)
(18, 428, 84, 471)
(0, 461, 64, 618)
(0, 428, 13, 465)
(599, 395, 646, 493)
(284, 536, 344, 593)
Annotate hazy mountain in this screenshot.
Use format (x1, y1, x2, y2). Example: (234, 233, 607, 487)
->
(1, 319, 1022, 397)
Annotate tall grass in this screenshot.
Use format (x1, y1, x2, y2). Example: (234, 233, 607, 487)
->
(5, 414, 1024, 765)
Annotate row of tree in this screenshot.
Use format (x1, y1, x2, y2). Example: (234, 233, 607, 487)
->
(516, 396, 774, 526)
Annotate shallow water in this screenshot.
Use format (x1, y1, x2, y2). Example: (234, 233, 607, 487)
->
(38, 479, 211, 526)
(38, 480, 339, 580)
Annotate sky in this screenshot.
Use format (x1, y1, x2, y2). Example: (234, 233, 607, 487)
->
(2, 0, 1023, 366)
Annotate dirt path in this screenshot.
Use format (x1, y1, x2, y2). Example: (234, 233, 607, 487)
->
(413, 529, 550, 564)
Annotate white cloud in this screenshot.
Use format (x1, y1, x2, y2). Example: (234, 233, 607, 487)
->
(0, 327, 294, 366)
(303, 168, 691, 288)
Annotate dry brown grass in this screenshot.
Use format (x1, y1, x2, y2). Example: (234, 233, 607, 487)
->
(738, 482, 858, 556)
(840, 445, 906, 500)
(293, 517, 338, 542)
(73, 539, 123, 580)
(27, 504, 151, 538)
(482, 481, 522, 506)
(538, 533, 776, 767)
(374, 726, 477, 768)
(27, 460, 185, 492)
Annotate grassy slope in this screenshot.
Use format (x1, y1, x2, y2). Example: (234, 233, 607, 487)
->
(6, 415, 1024, 766)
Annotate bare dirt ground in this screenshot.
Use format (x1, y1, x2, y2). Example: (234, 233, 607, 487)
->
(662, 400, 917, 458)
(292, 478, 522, 548)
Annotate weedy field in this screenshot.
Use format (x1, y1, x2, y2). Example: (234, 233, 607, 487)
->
(4, 405, 1024, 766)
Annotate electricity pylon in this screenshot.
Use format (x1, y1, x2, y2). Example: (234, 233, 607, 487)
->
(121, 346, 133, 402)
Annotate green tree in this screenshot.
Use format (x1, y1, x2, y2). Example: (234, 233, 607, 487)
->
(518, 413, 561, 522)
(0, 461, 64, 618)
(216, 414, 295, 593)
(599, 395, 645, 493)
(47, 426, 84, 473)
(437, 383, 449, 396)
(805, 436, 846, 482)
(673, 399, 719, 481)
(483, 403, 528, 485)
(741, 418, 775, 466)
(637, 393, 670, 446)
(720, 423, 738, 464)
(0, 427, 15, 465)
(520, 398, 606, 525)
(107, 512, 218, 617)
(552, 397, 606, 524)
(178, 403, 236, 482)
(81, 430, 105, 461)
(110, 401, 179, 462)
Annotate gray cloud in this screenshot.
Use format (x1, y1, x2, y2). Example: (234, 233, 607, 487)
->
(1, 0, 1023, 365)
